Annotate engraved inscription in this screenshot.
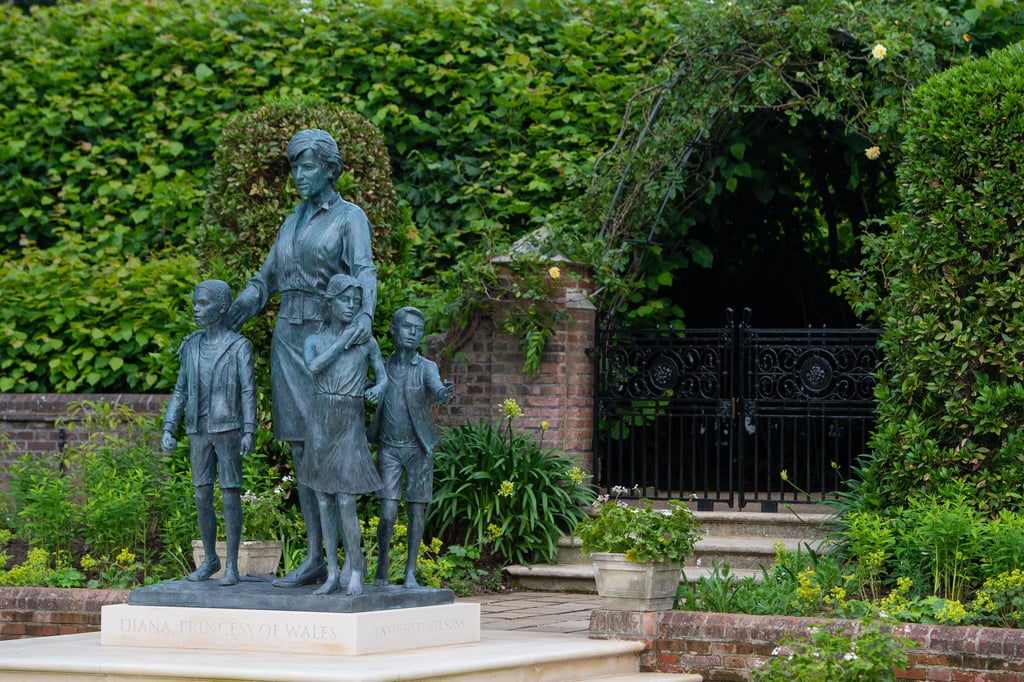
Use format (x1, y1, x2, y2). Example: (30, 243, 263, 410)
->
(119, 616, 338, 642)
(375, 617, 466, 639)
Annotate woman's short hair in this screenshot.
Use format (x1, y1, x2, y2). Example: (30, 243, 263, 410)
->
(286, 129, 344, 184)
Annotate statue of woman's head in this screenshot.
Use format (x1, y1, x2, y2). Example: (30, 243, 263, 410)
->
(286, 129, 344, 185)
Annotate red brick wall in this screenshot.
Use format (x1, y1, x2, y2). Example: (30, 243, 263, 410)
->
(0, 587, 129, 640)
(0, 269, 596, 474)
(590, 609, 1024, 681)
(429, 262, 596, 468)
(0, 393, 169, 489)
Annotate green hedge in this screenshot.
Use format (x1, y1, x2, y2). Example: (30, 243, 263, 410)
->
(0, 0, 685, 391)
(0, 0, 679, 259)
(0, 233, 197, 392)
(836, 43, 1024, 514)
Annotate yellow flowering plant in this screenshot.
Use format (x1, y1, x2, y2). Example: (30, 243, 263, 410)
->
(429, 398, 595, 564)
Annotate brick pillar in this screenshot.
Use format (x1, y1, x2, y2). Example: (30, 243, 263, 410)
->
(430, 262, 596, 469)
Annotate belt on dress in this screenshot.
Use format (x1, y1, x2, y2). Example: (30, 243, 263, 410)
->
(279, 290, 322, 323)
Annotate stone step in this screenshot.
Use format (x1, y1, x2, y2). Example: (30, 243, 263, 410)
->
(687, 535, 829, 570)
(696, 511, 835, 540)
(505, 561, 763, 594)
(0, 629, 651, 681)
(591, 674, 702, 681)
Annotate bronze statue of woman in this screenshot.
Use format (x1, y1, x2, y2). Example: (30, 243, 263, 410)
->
(227, 128, 377, 588)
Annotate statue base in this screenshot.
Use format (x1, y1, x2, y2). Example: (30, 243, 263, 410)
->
(101, 601, 480, 655)
(110, 579, 477, 655)
(128, 578, 454, 612)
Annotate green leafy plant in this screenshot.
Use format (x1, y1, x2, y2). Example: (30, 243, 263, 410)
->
(80, 548, 145, 590)
(575, 489, 702, 565)
(237, 446, 301, 543)
(0, 529, 11, 573)
(892, 489, 983, 603)
(840, 510, 895, 602)
(679, 543, 847, 617)
(834, 42, 1024, 515)
(969, 568, 1024, 629)
(5, 401, 198, 586)
(428, 398, 595, 565)
(752, 618, 915, 682)
(0, 235, 197, 393)
(982, 510, 1024, 581)
(0, 548, 85, 588)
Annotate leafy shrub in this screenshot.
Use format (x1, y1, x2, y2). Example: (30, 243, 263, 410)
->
(4, 401, 193, 584)
(0, 548, 85, 588)
(839, 510, 894, 602)
(752, 618, 915, 682)
(0, 0, 675, 262)
(0, 234, 198, 392)
(237, 449, 302, 543)
(835, 42, 1024, 514)
(680, 543, 848, 618)
(969, 569, 1024, 629)
(428, 399, 594, 565)
(0, 0, 689, 390)
(892, 492, 983, 603)
(982, 510, 1024, 581)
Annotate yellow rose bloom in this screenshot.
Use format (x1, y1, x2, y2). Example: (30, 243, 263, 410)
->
(865, 146, 881, 160)
(871, 43, 887, 60)
(548, 266, 561, 279)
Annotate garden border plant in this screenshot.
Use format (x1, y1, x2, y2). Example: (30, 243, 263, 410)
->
(427, 398, 595, 566)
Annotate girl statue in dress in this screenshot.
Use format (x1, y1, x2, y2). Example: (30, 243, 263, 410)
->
(302, 273, 386, 596)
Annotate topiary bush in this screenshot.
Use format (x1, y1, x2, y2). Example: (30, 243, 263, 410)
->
(835, 42, 1024, 514)
(201, 99, 407, 280)
(200, 99, 410, 376)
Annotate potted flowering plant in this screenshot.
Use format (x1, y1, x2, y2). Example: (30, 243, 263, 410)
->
(575, 489, 703, 611)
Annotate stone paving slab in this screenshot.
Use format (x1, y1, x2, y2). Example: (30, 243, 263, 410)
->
(460, 591, 602, 635)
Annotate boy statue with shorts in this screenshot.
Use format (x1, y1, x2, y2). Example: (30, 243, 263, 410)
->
(162, 280, 257, 586)
(369, 306, 453, 587)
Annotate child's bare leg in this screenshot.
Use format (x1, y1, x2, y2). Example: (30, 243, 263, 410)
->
(374, 498, 399, 586)
(313, 492, 342, 595)
(405, 502, 425, 588)
(338, 493, 364, 596)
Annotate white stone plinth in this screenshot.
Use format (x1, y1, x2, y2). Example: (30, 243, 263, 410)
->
(100, 602, 480, 656)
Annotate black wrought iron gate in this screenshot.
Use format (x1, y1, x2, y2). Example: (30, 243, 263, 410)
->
(593, 309, 880, 510)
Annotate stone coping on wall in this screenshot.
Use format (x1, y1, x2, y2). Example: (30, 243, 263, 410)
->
(0, 393, 169, 420)
(590, 608, 1024, 680)
(0, 586, 130, 640)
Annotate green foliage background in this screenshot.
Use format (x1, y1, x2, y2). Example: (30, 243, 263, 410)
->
(0, 0, 683, 392)
(835, 42, 1024, 515)
(560, 0, 1019, 327)
(0, 0, 1021, 392)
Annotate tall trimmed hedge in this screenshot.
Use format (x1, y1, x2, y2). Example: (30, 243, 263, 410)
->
(0, 0, 681, 392)
(836, 43, 1024, 513)
(0, 0, 678, 260)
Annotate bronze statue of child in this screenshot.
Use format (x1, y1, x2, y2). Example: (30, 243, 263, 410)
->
(369, 306, 454, 588)
(162, 280, 257, 586)
(303, 274, 387, 596)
